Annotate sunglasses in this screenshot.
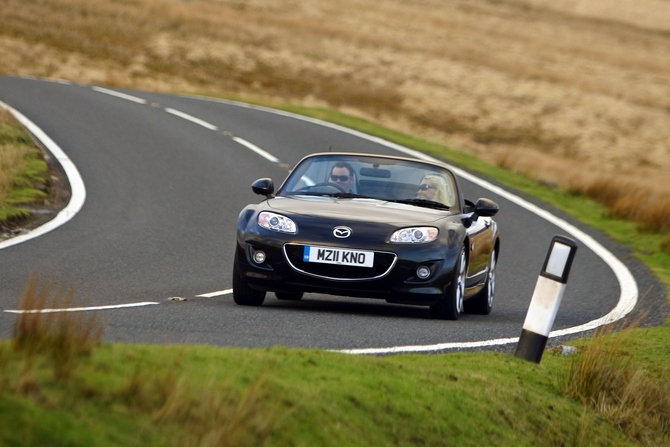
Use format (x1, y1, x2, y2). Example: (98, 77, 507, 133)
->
(330, 174, 351, 182)
(418, 184, 436, 191)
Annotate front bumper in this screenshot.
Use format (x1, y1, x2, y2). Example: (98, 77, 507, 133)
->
(236, 237, 457, 306)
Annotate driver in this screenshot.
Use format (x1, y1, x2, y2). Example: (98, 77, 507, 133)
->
(329, 162, 355, 193)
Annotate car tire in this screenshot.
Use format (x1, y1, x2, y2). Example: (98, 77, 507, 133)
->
(430, 245, 466, 320)
(464, 248, 496, 315)
(232, 255, 266, 306)
(275, 291, 304, 301)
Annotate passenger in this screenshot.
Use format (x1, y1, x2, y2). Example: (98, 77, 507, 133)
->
(417, 174, 453, 206)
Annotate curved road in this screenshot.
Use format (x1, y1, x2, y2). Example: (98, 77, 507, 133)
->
(0, 76, 664, 353)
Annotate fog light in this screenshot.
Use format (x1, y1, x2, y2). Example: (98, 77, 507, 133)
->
(416, 266, 431, 279)
(253, 250, 267, 264)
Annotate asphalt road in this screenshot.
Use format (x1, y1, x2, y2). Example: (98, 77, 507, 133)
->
(0, 76, 666, 353)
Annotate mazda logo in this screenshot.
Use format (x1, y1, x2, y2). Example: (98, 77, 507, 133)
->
(333, 226, 352, 238)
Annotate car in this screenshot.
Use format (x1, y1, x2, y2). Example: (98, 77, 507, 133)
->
(233, 152, 500, 320)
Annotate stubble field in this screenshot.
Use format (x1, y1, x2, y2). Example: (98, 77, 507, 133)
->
(1, 0, 669, 232)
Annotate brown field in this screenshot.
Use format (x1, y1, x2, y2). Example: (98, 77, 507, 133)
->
(1, 0, 669, 230)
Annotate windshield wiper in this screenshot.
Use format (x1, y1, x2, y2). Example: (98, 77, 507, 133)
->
(387, 198, 451, 211)
(332, 192, 376, 199)
(289, 192, 335, 197)
(287, 192, 370, 200)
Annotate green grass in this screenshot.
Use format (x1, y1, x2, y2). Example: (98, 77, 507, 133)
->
(0, 110, 49, 225)
(0, 340, 644, 447)
(4, 311, 669, 446)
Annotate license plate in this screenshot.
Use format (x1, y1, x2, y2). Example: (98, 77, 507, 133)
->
(303, 246, 374, 268)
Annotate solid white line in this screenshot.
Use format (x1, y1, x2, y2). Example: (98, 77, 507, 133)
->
(4, 302, 160, 314)
(165, 108, 218, 130)
(233, 137, 280, 163)
(189, 95, 640, 354)
(0, 101, 87, 250)
(339, 337, 521, 355)
(196, 289, 233, 298)
(92, 86, 147, 104)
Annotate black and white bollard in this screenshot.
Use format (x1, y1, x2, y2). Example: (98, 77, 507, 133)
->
(515, 235, 578, 363)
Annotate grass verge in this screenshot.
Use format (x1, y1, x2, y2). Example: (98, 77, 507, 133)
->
(561, 318, 670, 445)
(0, 108, 50, 226)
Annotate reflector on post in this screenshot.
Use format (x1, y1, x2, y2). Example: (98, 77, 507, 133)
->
(541, 236, 577, 283)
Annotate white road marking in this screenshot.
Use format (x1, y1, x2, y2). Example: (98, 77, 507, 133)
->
(338, 337, 521, 355)
(18, 75, 71, 85)
(0, 101, 87, 251)
(165, 108, 218, 130)
(92, 86, 147, 104)
(91, 86, 280, 167)
(233, 137, 280, 163)
(4, 302, 159, 314)
(196, 289, 233, 298)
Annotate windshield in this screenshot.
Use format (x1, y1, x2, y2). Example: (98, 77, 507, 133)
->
(278, 154, 459, 211)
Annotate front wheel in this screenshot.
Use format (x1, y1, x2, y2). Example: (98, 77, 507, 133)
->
(464, 248, 496, 315)
(232, 255, 266, 306)
(430, 245, 466, 320)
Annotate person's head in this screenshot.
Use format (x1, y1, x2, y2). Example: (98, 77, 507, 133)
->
(330, 162, 355, 192)
(417, 174, 451, 205)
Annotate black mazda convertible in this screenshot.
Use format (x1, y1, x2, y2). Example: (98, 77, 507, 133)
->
(233, 152, 500, 320)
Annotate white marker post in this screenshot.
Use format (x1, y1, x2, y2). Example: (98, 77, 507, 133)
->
(515, 235, 578, 363)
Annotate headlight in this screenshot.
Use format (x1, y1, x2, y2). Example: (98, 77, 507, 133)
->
(258, 212, 297, 233)
(390, 227, 438, 243)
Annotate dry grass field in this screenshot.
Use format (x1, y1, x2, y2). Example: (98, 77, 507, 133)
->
(1, 0, 669, 232)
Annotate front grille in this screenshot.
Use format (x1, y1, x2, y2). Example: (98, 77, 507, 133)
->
(283, 244, 397, 280)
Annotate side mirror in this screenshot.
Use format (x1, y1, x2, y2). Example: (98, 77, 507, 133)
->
(474, 198, 499, 217)
(252, 178, 274, 197)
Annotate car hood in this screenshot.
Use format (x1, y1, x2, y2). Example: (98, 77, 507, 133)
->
(267, 196, 453, 225)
